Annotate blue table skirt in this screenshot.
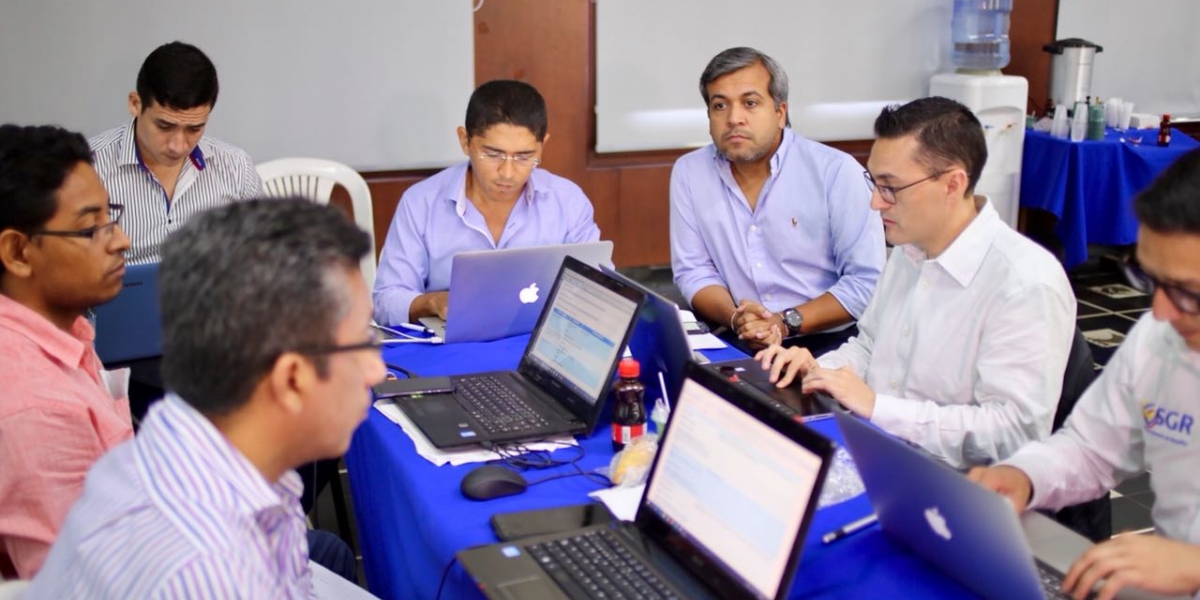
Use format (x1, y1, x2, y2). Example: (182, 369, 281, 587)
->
(1021, 127, 1199, 268)
(346, 336, 977, 599)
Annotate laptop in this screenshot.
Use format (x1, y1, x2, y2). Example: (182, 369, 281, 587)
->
(835, 410, 1182, 600)
(708, 357, 836, 418)
(394, 256, 644, 449)
(417, 241, 614, 343)
(599, 266, 692, 405)
(93, 262, 163, 366)
(459, 361, 835, 600)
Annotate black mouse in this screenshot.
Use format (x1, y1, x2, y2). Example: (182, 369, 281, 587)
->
(460, 465, 528, 500)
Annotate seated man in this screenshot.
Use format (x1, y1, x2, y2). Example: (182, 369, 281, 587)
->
(27, 199, 382, 596)
(90, 41, 262, 266)
(0, 124, 133, 578)
(373, 79, 600, 325)
(971, 148, 1200, 600)
(670, 47, 885, 352)
(758, 97, 1075, 469)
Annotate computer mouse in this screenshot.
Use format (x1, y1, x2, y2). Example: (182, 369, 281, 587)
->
(460, 465, 528, 501)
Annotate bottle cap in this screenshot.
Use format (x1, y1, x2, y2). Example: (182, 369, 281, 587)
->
(618, 358, 640, 378)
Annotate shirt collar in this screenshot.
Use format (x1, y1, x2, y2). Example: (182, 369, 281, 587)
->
(902, 196, 1001, 287)
(449, 161, 538, 216)
(711, 127, 792, 176)
(0, 293, 93, 369)
(149, 394, 303, 516)
(119, 118, 207, 172)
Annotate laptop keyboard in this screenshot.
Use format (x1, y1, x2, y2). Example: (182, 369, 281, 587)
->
(528, 529, 679, 600)
(455, 376, 551, 435)
(1036, 559, 1091, 600)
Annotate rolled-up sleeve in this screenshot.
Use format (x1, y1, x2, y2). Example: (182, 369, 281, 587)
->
(821, 156, 884, 319)
(670, 159, 727, 304)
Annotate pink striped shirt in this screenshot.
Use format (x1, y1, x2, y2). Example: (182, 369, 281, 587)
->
(0, 294, 132, 578)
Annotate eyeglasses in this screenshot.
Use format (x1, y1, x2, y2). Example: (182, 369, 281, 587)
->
(300, 328, 386, 357)
(476, 150, 540, 170)
(863, 171, 948, 204)
(29, 204, 125, 244)
(1121, 257, 1200, 316)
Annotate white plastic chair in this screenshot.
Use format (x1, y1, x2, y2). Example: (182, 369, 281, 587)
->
(0, 580, 29, 600)
(257, 158, 377, 289)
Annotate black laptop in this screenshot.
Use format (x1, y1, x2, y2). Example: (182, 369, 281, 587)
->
(708, 357, 837, 418)
(459, 361, 834, 600)
(393, 257, 646, 449)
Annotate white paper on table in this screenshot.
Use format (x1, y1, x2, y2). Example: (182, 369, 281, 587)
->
(373, 401, 577, 467)
(311, 560, 380, 599)
(677, 309, 727, 350)
(588, 484, 646, 522)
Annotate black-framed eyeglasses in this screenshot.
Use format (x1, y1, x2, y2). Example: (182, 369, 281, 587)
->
(1121, 257, 1200, 316)
(29, 204, 125, 244)
(863, 171, 948, 204)
(299, 328, 386, 357)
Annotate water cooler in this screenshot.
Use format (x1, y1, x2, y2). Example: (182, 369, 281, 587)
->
(929, 73, 1027, 229)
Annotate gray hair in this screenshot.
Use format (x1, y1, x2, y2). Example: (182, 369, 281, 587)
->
(699, 47, 790, 110)
(159, 198, 371, 417)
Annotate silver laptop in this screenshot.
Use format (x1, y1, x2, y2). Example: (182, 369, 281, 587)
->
(418, 242, 614, 343)
(459, 361, 835, 600)
(93, 262, 162, 366)
(836, 410, 1182, 600)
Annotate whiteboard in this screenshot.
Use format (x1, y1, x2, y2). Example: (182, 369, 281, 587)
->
(1058, 0, 1200, 117)
(595, 0, 951, 153)
(0, 0, 474, 171)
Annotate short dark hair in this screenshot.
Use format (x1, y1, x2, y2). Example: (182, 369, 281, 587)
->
(0, 124, 93, 275)
(136, 41, 219, 111)
(464, 80, 548, 141)
(874, 97, 987, 195)
(699, 47, 789, 110)
(159, 199, 371, 417)
(1133, 147, 1200, 235)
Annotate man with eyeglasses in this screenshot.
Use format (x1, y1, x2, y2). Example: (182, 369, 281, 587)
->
(27, 199, 382, 597)
(0, 125, 134, 578)
(670, 47, 885, 353)
(373, 79, 600, 325)
(969, 148, 1200, 600)
(757, 97, 1075, 469)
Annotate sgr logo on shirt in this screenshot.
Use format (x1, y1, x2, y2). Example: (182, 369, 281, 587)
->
(1141, 401, 1195, 446)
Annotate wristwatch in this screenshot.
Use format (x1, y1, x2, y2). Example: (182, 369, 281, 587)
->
(781, 307, 803, 336)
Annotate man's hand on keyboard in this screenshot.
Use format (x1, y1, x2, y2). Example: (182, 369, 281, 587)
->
(1062, 534, 1200, 600)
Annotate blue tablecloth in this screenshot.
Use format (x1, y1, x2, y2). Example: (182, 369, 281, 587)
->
(345, 336, 977, 599)
(1021, 127, 1199, 268)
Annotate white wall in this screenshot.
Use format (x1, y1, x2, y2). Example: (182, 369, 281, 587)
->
(0, 0, 474, 171)
(1058, 0, 1200, 117)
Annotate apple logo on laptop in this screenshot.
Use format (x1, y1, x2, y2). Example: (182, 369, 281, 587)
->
(924, 507, 952, 540)
(519, 283, 539, 304)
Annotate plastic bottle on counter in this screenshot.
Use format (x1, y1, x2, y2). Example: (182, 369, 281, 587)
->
(611, 358, 647, 452)
(1158, 114, 1172, 147)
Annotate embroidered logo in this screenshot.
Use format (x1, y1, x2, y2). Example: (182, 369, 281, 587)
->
(1141, 401, 1194, 446)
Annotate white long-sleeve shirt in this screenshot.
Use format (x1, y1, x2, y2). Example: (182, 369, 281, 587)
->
(1004, 314, 1200, 543)
(819, 200, 1076, 468)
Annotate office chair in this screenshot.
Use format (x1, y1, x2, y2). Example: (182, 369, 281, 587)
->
(1050, 325, 1113, 542)
(257, 158, 377, 290)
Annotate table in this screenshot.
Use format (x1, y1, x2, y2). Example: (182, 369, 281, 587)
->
(1020, 127, 1199, 268)
(345, 336, 979, 599)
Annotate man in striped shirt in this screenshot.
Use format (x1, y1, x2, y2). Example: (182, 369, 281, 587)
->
(89, 41, 261, 266)
(27, 199, 385, 598)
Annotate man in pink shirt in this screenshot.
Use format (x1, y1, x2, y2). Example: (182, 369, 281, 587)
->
(0, 124, 134, 578)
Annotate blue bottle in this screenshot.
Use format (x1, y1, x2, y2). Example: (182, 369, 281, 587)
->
(951, 0, 1013, 71)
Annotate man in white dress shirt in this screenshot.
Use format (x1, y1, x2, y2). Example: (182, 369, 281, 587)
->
(971, 148, 1200, 600)
(757, 97, 1075, 469)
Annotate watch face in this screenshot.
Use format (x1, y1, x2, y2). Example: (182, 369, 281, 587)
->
(784, 309, 802, 328)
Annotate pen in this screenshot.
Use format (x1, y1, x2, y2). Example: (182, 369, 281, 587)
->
(397, 322, 432, 334)
(821, 513, 878, 544)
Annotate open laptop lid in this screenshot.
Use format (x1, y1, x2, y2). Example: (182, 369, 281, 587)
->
(516, 256, 644, 436)
(93, 262, 163, 366)
(598, 266, 691, 405)
(834, 410, 1047, 600)
(439, 241, 614, 343)
(635, 361, 835, 600)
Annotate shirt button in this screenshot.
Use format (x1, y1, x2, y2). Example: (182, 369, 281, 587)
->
(755, 262, 762, 268)
(890, 381, 899, 390)
(750, 225, 758, 232)
(764, 293, 772, 301)
(922, 279, 931, 289)
(903, 326, 911, 337)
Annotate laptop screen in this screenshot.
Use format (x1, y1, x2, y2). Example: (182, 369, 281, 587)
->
(526, 266, 639, 402)
(642, 376, 825, 600)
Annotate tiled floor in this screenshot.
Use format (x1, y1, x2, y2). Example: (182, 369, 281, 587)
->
(324, 254, 1160, 588)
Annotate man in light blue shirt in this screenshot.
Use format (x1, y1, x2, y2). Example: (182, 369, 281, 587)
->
(671, 47, 884, 351)
(373, 80, 600, 326)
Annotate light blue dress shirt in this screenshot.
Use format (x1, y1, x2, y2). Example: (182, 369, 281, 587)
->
(669, 128, 884, 319)
(372, 162, 601, 325)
